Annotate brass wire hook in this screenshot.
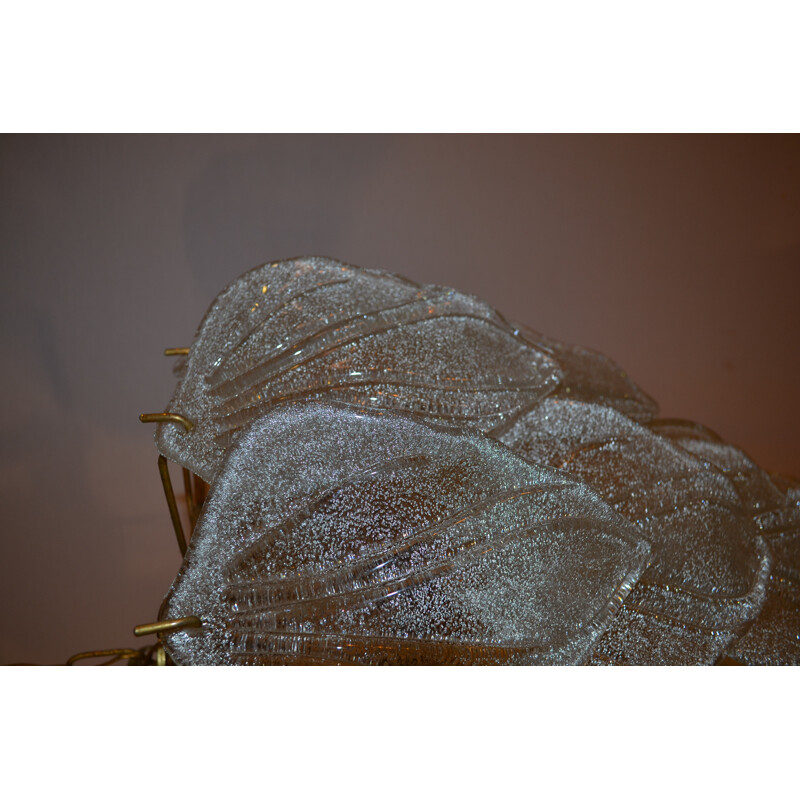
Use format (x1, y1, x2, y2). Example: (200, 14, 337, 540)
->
(139, 418, 205, 554)
(66, 645, 160, 666)
(139, 412, 194, 432)
(140, 400, 206, 554)
(183, 467, 199, 528)
(134, 616, 202, 637)
(56, 349, 201, 667)
(157, 455, 189, 555)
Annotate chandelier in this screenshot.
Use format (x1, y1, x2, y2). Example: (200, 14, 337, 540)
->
(109, 256, 799, 666)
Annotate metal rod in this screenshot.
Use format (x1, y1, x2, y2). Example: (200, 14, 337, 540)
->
(164, 347, 190, 356)
(134, 616, 202, 637)
(182, 467, 198, 529)
(158, 455, 188, 556)
(193, 472, 209, 511)
(139, 412, 194, 432)
(66, 648, 142, 666)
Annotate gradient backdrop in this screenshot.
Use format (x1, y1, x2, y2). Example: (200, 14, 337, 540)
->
(1, 134, 798, 665)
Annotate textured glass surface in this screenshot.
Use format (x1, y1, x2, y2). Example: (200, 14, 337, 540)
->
(724, 480, 800, 665)
(649, 418, 787, 514)
(499, 398, 773, 664)
(160, 403, 650, 665)
(147, 257, 798, 665)
(647, 420, 800, 664)
(517, 326, 657, 422)
(155, 257, 656, 482)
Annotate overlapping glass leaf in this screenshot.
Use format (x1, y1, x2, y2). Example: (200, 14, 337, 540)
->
(154, 257, 656, 482)
(146, 256, 798, 665)
(645, 420, 800, 664)
(160, 403, 651, 666)
(498, 398, 775, 664)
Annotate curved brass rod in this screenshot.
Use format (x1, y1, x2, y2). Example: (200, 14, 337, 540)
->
(66, 648, 142, 666)
(193, 472, 209, 513)
(164, 347, 190, 356)
(183, 467, 199, 528)
(139, 412, 194, 432)
(134, 616, 202, 638)
(157, 455, 188, 556)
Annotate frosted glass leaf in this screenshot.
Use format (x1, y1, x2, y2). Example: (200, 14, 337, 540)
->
(645, 419, 799, 664)
(517, 326, 658, 423)
(648, 418, 786, 515)
(155, 257, 560, 481)
(724, 576, 800, 665)
(770, 472, 800, 502)
(154, 257, 655, 482)
(498, 398, 770, 664)
(586, 605, 739, 666)
(755, 477, 800, 582)
(727, 506, 800, 665)
(158, 402, 650, 666)
(723, 488, 800, 664)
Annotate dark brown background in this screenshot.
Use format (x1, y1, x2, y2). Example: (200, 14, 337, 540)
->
(1, 134, 798, 665)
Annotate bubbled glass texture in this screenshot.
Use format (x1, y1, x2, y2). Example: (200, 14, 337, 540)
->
(150, 256, 799, 665)
(499, 400, 776, 664)
(161, 403, 650, 666)
(155, 257, 656, 483)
